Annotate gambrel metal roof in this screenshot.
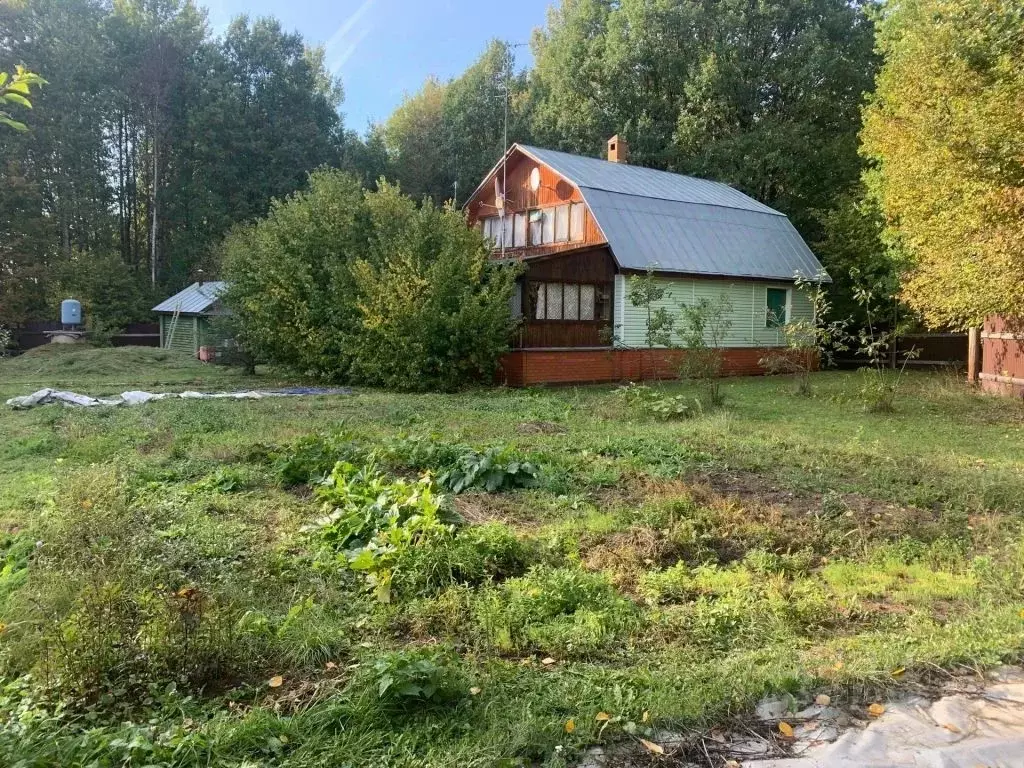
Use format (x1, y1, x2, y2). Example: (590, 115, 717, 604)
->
(515, 144, 829, 282)
(152, 281, 228, 315)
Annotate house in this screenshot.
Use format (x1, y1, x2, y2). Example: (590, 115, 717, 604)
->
(152, 281, 228, 356)
(464, 137, 829, 386)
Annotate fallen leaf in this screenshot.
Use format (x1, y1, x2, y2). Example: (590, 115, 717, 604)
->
(469, 687, 482, 696)
(595, 712, 611, 721)
(564, 719, 576, 733)
(268, 675, 283, 688)
(815, 694, 831, 706)
(325, 661, 337, 670)
(639, 738, 664, 755)
(642, 710, 650, 723)
(942, 723, 962, 733)
(542, 657, 556, 665)
(778, 721, 795, 738)
(891, 667, 906, 678)
(868, 703, 886, 717)
(279, 735, 289, 744)
(833, 661, 844, 670)
(724, 761, 741, 768)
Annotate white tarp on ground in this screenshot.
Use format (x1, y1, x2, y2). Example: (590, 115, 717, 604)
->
(6, 386, 352, 409)
(747, 671, 1024, 768)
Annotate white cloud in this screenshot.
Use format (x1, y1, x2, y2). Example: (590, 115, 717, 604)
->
(325, 0, 379, 72)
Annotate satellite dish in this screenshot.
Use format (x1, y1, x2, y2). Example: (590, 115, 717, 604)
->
(529, 167, 541, 193)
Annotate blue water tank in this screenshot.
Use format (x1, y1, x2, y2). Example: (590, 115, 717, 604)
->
(61, 299, 82, 326)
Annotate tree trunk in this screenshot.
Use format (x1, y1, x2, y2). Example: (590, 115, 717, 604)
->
(150, 132, 158, 286)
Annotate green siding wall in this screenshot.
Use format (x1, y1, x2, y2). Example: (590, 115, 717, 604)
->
(615, 276, 813, 348)
(161, 314, 198, 354)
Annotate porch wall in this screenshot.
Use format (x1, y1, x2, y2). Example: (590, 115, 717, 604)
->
(498, 347, 785, 387)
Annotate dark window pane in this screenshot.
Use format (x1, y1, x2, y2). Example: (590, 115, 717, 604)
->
(596, 285, 612, 321)
(766, 288, 788, 327)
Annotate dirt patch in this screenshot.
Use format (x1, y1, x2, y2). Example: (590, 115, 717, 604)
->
(581, 527, 675, 592)
(688, 469, 939, 536)
(516, 420, 568, 435)
(453, 492, 546, 531)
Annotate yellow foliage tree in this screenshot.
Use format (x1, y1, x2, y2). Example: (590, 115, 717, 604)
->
(861, 0, 1024, 328)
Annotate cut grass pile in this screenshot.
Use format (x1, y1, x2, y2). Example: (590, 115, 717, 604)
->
(0, 348, 1023, 766)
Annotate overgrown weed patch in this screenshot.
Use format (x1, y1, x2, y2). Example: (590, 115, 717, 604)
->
(1, 356, 1023, 765)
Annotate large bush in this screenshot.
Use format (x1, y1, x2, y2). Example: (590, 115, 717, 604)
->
(221, 170, 518, 389)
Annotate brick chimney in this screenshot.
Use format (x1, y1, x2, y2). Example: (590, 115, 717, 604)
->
(607, 134, 629, 163)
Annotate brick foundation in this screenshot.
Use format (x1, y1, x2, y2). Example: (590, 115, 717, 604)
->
(498, 347, 791, 387)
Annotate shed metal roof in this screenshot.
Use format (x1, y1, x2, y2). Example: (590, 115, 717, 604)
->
(152, 281, 228, 315)
(511, 144, 829, 282)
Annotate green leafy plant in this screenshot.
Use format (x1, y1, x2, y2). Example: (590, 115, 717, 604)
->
(358, 646, 467, 708)
(760, 274, 850, 396)
(615, 383, 701, 421)
(0, 67, 46, 132)
(307, 462, 455, 601)
(437, 446, 540, 493)
(853, 278, 919, 412)
(679, 295, 734, 407)
(273, 430, 365, 487)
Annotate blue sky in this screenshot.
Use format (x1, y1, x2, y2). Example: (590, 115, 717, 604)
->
(204, 0, 554, 132)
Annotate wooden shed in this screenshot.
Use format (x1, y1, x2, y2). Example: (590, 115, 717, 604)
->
(152, 281, 229, 356)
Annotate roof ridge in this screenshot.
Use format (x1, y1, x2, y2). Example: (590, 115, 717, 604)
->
(517, 144, 779, 216)
(574, 183, 786, 218)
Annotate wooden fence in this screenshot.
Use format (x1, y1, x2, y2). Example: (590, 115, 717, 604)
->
(835, 332, 967, 369)
(12, 321, 160, 351)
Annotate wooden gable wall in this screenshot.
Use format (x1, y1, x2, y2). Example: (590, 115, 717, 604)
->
(466, 148, 607, 259)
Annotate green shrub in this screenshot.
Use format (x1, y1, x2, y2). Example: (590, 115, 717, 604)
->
(379, 434, 466, 473)
(0, 469, 266, 697)
(222, 171, 519, 390)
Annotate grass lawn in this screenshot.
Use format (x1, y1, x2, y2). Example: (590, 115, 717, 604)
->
(2, 345, 1024, 767)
